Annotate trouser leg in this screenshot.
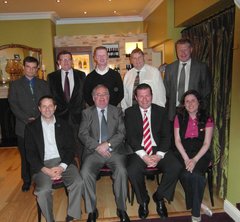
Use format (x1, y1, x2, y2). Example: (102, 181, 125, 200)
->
(127, 154, 150, 205)
(62, 164, 83, 219)
(17, 136, 31, 184)
(155, 151, 182, 201)
(33, 171, 54, 222)
(107, 154, 128, 210)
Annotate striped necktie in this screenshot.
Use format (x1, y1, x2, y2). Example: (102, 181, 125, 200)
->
(143, 110, 152, 155)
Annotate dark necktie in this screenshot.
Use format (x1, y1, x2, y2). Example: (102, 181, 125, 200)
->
(101, 109, 108, 142)
(178, 63, 187, 102)
(29, 80, 34, 94)
(132, 71, 140, 105)
(143, 110, 152, 155)
(64, 72, 70, 102)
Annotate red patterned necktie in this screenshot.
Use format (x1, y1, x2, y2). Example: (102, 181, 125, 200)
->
(143, 110, 152, 155)
(64, 71, 70, 102)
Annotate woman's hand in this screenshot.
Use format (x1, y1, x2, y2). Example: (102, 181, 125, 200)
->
(185, 158, 197, 173)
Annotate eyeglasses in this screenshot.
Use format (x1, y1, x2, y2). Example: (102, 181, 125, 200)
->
(59, 58, 72, 62)
(94, 93, 109, 97)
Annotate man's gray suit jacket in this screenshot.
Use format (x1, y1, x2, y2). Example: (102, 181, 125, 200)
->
(164, 59, 211, 121)
(8, 76, 49, 137)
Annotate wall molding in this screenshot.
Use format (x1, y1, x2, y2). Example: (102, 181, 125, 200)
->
(224, 199, 240, 221)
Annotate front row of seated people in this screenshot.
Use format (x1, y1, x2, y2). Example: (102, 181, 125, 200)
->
(25, 83, 213, 222)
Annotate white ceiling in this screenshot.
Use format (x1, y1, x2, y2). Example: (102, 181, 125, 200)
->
(0, 0, 163, 23)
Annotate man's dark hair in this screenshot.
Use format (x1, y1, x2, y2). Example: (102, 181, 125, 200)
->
(134, 83, 153, 96)
(130, 48, 144, 57)
(57, 50, 73, 61)
(38, 95, 56, 107)
(23, 56, 39, 67)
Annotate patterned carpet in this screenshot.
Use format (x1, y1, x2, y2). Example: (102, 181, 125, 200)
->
(131, 212, 234, 222)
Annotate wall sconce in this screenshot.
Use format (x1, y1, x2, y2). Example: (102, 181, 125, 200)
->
(125, 42, 143, 57)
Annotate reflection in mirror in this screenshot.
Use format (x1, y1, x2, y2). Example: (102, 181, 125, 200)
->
(0, 44, 42, 86)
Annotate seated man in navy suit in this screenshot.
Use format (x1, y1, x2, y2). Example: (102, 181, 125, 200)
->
(25, 96, 83, 222)
(125, 83, 182, 219)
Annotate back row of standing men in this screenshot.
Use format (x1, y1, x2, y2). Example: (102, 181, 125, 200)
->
(8, 38, 211, 222)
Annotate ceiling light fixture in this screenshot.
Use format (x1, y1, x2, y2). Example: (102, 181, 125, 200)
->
(84, 11, 87, 14)
(3, 0, 8, 4)
(56, 0, 61, 3)
(113, 11, 117, 14)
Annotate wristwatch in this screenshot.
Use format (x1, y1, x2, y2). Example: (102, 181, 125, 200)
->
(108, 142, 112, 148)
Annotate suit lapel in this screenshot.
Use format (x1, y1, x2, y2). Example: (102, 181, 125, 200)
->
(173, 61, 180, 90)
(188, 59, 196, 89)
(34, 118, 45, 160)
(55, 70, 65, 100)
(92, 107, 100, 140)
(70, 71, 79, 101)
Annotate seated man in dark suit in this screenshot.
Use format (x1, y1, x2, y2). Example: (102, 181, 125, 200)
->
(79, 84, 130, 222)
(25, 96, 83, 222)
(125, 83, 182, 219)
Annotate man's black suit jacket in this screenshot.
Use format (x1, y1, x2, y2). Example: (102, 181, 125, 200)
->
(47, 69, 86, 125)
(25, 117, 75, 174)
(124, 104, 170, 153)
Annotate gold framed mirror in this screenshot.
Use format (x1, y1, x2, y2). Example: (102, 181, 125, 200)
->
(0, 44, 42, 85)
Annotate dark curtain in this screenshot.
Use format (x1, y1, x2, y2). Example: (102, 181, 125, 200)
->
(182, 6, 235, 198)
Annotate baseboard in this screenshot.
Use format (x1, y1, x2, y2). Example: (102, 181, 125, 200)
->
(224, 199, 240, 222)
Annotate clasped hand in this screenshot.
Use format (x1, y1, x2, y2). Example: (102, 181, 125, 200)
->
(42, 166, 64, 180)
(143, 154, 161, 167)
(96, 142, 111, 158)
(185, 158, 197, 173)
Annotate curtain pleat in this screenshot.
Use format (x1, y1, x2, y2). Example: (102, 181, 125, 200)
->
(182, 6, 235, 198)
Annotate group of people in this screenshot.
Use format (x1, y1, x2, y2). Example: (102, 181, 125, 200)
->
(8, 38, 213, 222)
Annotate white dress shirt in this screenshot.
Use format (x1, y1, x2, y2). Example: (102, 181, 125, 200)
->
(121, 64, 166, 111)
(176, 59, 191, 106)
(135, 106, 166, 159)
(41, 116, 67, 170)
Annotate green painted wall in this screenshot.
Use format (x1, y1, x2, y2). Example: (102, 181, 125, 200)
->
(56, 21, 144, 36)
(0, 19, 56, 73)
(226, 7, 240, 205)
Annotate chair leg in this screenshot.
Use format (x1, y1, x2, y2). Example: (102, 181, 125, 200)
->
(37, 201, 42, 222)
(207, 166, 214, 207)
(130, 184, 135, 206)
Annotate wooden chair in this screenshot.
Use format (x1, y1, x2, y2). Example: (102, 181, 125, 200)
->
(129, 167, 161, 205)
(37, 179, 68, 222)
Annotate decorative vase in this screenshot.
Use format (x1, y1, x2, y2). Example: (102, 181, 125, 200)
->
(5, 59, 24, 81)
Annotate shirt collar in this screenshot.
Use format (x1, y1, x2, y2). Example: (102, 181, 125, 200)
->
(41, 115, 56, 126)
(95, 66, 109, 75)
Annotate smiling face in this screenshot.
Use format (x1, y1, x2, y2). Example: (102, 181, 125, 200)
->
(92, 85, 110, 109)
(58, 53, 73, 71)
(176, 42, 193, 62)
(135, 88, 152, 110)
(184, 94, 199, 116)
(130, 52, 145, 70)
(94, 48, 108, 69)
(38, 98, 56, 121)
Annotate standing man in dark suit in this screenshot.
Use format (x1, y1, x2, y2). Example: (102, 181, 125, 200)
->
(164, 38, 211, 122)
(8, 56, 49, 192)
(48, 50, 85, 157)
(125, 83, 182, 219)
(83, 46, 123, 107)
(25, 96, 83, 222)
(79, 84, 130, 222)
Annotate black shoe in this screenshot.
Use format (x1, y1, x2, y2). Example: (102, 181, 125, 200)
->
(152, 193, 168, 218)
(87, 210, 97, 222)
(22, 182, 30, 192)
(138, 202, 149, 219)
(66, 215, 74, 222)
(117, 209, 131, 222)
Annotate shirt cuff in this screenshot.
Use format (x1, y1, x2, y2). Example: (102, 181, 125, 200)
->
(156, 151, 166, 159)
(59, 163, 68, 171)
(135, 150, 148, 159)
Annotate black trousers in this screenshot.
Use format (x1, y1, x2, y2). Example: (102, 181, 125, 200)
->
(17, 136, 31, 184)
(127, 151, 182, 205)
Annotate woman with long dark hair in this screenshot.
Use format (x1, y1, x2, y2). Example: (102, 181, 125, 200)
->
(174, 89, 213, 222)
